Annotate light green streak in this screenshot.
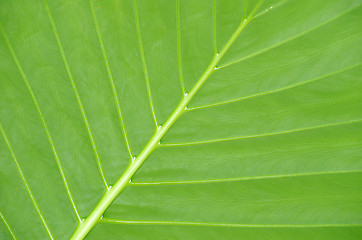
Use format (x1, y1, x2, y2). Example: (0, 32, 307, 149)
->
(70, 1, 264, 239)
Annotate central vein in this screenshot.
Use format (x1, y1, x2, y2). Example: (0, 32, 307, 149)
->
(70, 1, 263, 239)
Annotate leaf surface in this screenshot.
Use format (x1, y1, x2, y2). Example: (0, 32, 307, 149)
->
(0, 0, 361, 239)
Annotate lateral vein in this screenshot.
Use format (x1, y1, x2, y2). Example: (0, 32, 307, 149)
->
(100, 218, 362, 228)
(212, 0, 217, 54)
(133, 0, 159, 128)
(187, 63, 362, 111)
(44, 0, 108, 188)
(177, 0, 186, 94)
(0, 22, 81, 222)
(89, 0, 133, 160)
(0, 125, 54, 239)
(218, 5, 360, 70)
(253, 0, 291, 19)
(0, 209, 17, 240)
(160, 119, 362, 147)
(130, 170, 362, 186)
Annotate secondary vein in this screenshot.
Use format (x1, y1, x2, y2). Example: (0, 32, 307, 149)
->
(218, 5, 359, 70)
(100, 218, 362, 228)
(133, 0, 159, 128)
(0, 209, 17, 240)
(212, 0, 217, 54)
(130, 170, 362, 186)
(253, 0, 291, 19)
(0, 22, 81, 222)
(0, 125, 54, 239)
(89, 0, 133, 160)
(242, 0, 248, 21)
(177, 0, 186, 94)
(44, 0, 108, 188)
(160, 119, 362, 147)
(187, 63, 362, 111)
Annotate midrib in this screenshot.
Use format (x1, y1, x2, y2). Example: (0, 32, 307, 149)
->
(70, 2, 263, 239)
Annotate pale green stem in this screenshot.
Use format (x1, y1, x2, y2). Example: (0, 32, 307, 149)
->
(70, 1, 263, 238)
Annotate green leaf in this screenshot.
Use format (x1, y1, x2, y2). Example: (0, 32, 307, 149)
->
(1, 0, 361, 239)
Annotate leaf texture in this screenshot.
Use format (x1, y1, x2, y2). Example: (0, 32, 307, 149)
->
(0, 0, 361, 239)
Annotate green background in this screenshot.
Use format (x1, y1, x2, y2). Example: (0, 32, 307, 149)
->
(0, 0, 361, 239)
